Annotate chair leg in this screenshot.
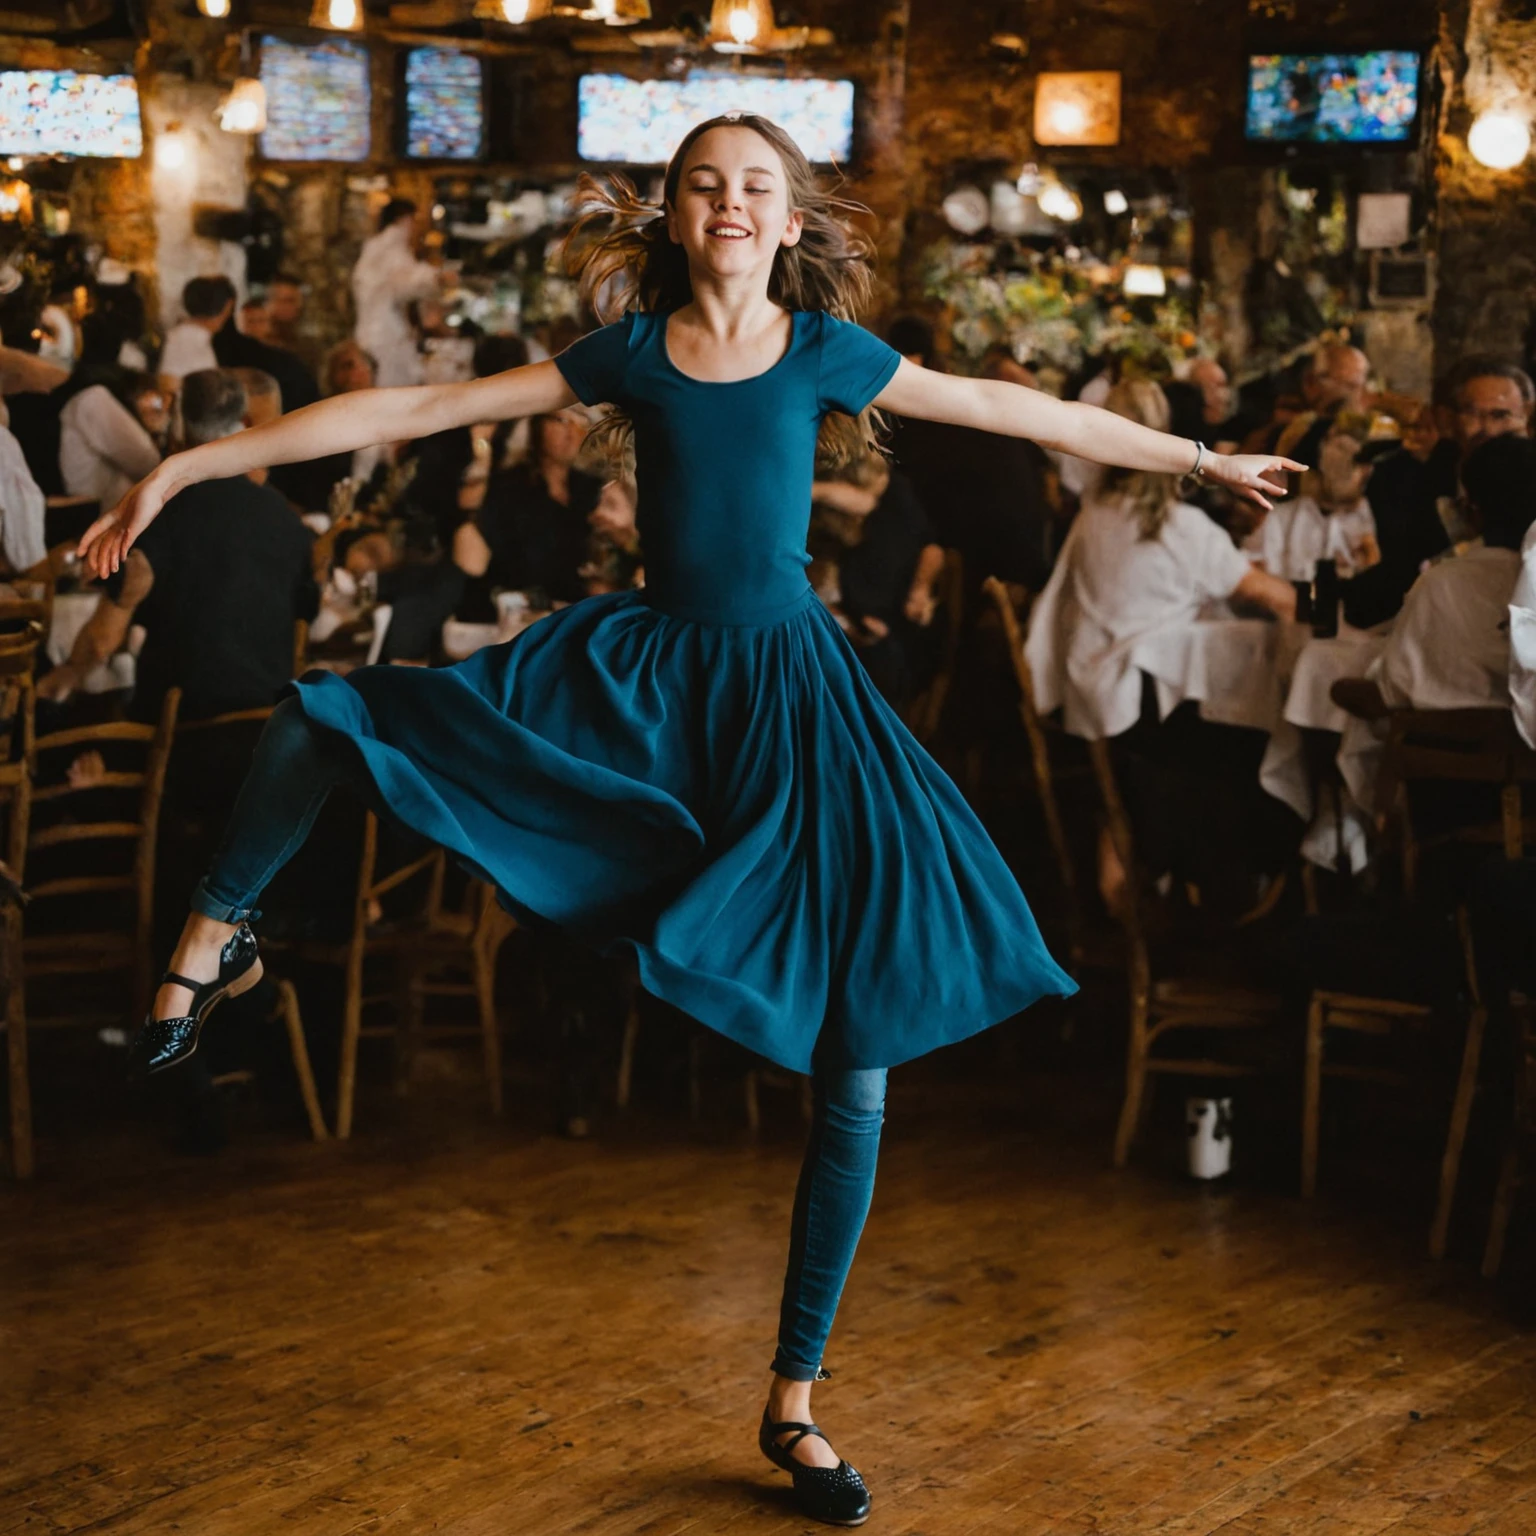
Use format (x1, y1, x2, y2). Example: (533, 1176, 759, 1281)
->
(6, 960, 30, 1180)
(615, 1001, 640, 1110)
(336, 952, 365, 1140)
(1481, 1137, 1522, 1279)
(1430, 1004, 1487, 1259)
(474, 943, 503, 1118)
(275, 979, 328, 1142)
(1302, 993, 1325, 1198)
(1114, 988, 1150, 1168)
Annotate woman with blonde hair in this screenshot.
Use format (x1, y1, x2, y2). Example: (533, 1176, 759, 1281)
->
(82, 114, 1297, 1526)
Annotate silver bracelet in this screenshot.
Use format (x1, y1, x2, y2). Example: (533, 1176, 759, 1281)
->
(1188, 440, 1207, 481)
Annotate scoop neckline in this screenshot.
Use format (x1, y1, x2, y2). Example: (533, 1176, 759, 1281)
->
(659, 308, 802, 387)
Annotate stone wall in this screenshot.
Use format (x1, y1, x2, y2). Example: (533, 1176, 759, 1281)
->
(1432, 0, 1536, 370)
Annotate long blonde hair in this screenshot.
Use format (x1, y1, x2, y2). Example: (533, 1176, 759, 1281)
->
(1099, 379, 1179, 539)
(560, 114, 882, 469)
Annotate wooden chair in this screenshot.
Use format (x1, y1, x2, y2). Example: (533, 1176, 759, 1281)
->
(266, 813, 513, 1138)
(0, 764, 32, 1178)
(1302, 708, 1536, 1259)
(983, 575, 1086, 969)
(1482, 995, 1536, 1278)
(905, 548, 964, 745)
(0, 622, 41, 765)
(1090, 735, 1282, 1168)
(22, 689, 180, 1031)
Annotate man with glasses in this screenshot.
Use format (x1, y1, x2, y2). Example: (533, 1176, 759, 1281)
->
(1344, 358, 1533, 627)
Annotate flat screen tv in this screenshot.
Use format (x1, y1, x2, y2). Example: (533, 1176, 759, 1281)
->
(259, 36, 371, 162)
(1245, 51, 1421, 145)
(402, 47, 484, 161)
(0, 71, 142, 158)
(577, 73, 855, 165)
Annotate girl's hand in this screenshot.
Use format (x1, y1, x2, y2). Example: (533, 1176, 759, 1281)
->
(77, 467, 174, 579)
(1202, 453, 1305, 511)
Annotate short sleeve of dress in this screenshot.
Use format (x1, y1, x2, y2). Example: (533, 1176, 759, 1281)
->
(817, 313, 902, 417)
(1166, 501, 1251, 600)
(554, 314, 636, 407)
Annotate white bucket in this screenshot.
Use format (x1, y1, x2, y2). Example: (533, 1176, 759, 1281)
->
(1186, 1097, 1233, 1179)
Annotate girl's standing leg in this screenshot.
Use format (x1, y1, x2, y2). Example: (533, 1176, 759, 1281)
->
(764, 1062, 888, 1470)
(149, 696, 380, 1023)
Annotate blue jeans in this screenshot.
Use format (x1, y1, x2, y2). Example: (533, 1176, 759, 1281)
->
(191, 696, 886, 1379)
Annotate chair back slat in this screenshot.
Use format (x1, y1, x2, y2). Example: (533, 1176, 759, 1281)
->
(32, 774, 145, 803)
(29, 822, 144, 851)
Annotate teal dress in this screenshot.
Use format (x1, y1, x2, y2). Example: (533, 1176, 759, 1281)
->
(291, 310, 1075, 1072)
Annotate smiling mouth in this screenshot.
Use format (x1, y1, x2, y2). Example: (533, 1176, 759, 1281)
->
(706, 226, 751, 239)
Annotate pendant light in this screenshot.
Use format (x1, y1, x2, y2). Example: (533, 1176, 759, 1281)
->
(473, 0, 552, 21)
(310, 0, 364, 31)
(708, 0, 773, 51)
(196, 0, 232, 17)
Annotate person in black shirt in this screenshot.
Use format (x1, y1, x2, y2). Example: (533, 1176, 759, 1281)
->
(452, 406, 600, 610)
(809, 454, 944, 710)
(884, 319, 1053, 593)
(39, 368, 317, 722)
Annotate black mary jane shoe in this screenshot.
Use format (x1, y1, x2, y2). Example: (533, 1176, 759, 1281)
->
(128, 923, 263, 1078)
(759, 1410, 872, 1527)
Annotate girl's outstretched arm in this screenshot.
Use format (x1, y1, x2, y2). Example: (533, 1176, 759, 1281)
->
(77, 360, 578, 577)
(873, 361, 1303, 510)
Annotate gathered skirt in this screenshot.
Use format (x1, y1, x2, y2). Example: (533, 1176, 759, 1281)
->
(290, 586, 1074, 1073)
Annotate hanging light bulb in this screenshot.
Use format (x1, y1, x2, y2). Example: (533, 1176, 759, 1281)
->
(197, 0, 232, 17)
(709, 0, 773, 50)
(310, 0, 363, 31)
(1036, 178, 1083, 222)
(473, 0, 552, 20)
(1467, 109, 1531, 170)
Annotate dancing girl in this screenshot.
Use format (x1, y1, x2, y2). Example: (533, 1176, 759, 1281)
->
(81, 114, 1299, 1526)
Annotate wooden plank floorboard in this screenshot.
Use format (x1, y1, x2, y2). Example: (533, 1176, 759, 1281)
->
(4, 1072, 1532, 1535)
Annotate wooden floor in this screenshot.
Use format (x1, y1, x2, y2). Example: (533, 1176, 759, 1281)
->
(4, 1060, 1535, 1535)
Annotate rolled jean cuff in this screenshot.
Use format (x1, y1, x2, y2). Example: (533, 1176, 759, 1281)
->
(189, 879, 260, 925)
(769, 1353, 827, 1383)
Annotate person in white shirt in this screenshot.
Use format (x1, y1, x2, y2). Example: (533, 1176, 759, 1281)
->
(1245, 421, 1379, 583)
(0, 422, 46, 573)
(1375, 433, 1536, 711)
(58, 314, 161, 512)
(351, 199, 441, 389)
(160, 277, 236, 387)
(1026, 379, 1297, 741)
(1510, 519, 1536, 750)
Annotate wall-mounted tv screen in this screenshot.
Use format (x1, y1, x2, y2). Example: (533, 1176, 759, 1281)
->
(1245, 51, 1421, 145)
(403, 47, 484, 161)
(577, 73, 855, 165)
(0, 71, 142, 159)
(260, 36, 371, 162)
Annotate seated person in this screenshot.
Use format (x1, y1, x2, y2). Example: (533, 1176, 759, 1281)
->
(57, 313, 161, 510)
(1025, 379, 1296, 741)
(400, 333, 530, 554)
(40, 368, 318, 722)
(268, 339, 388, 516)
(808, 451, 944, 710)
(452, 406, 599, 612)
(1345, 358, 1532, 628)
(885, 317, 1053, 593)
(0, 416, 46, 575)
(213, 288, 320, 423)
(1244, 418, 1379, 583)
(580, 476, 643, 596)
(1373, 432, 1536, 710)
(159, 276, 233, 389)
(1511, 508, 1536, 748)
(330, 525, 464, 664)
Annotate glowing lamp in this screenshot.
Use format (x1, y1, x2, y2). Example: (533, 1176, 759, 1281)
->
(1036, 180, 1083, 222)
(709, 0, 773, 51)
(474, 0, 553, 20)
(218, 77, 267, 134)
(155, 125, 189, 172)
(1467, 110, 1530, 171)
(1103, 188, 1129, 216)
(197, 0, 232, 17)
(1123, 263, 1167, 298)
(1033, 71, 1121, 147)
(310, 0, 363, 30)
